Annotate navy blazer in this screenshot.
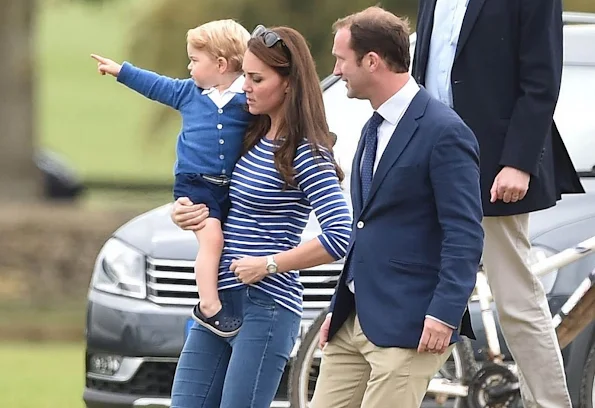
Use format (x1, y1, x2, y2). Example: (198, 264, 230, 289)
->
(412, 0, 584, 217)
(328, 88, 484, 348)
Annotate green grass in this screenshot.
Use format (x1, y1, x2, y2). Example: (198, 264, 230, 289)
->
(0, 342, 85, 408)
(38, 0, 177, 183)
(0, 301, 87, 342)
(0, 303, 85, 327)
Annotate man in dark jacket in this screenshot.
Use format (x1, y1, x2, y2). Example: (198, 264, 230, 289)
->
(413, 0, 584, 407)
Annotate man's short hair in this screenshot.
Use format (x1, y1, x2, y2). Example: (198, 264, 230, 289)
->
(333, 6, 410, 73)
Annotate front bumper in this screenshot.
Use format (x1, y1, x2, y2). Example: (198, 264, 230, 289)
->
(83, 388, 170, 408)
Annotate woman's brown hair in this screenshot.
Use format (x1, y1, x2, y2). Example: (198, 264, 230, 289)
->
(244, 26, 344, 187)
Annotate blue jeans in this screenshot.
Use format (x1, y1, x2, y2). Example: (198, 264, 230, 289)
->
(170, 286, 301, 408)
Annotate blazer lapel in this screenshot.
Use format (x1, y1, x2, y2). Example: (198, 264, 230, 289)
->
(455, 0, 486, 60)
(361, 89, 431, 213)
(350, 125, 367, 217)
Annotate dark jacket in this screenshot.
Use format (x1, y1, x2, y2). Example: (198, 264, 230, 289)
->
(412, 0, 584, 216)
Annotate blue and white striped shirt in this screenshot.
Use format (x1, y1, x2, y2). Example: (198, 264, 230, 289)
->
(217, 137, 352, 315)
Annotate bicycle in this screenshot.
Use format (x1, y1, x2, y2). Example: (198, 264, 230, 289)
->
(288, 235, 595, 408)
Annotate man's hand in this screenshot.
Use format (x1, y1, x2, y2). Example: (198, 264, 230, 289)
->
(90, 54, 122, 77)
(170, 197, 209, 231)
(230, 256, 268, 284)
(417, 318, 453, 354)
(319, 314, 332, 349)
(490, 166, 530, 203)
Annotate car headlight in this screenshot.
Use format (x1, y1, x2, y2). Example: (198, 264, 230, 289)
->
(527, 245, 559, 294)
(91, 238, 146, 299)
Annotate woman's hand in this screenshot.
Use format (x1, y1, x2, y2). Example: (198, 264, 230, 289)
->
(90, 54, 122, 77)
(230, 256, 268, 284)
(170, 197, 209, 231)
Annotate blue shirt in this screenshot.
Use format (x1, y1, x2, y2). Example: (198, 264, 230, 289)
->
(117, 63, 253, 176)
(217, 138, 353, 315)
(425, 0, 469, 108)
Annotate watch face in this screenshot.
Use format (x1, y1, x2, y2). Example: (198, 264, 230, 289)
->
(267, 265, 277, 274)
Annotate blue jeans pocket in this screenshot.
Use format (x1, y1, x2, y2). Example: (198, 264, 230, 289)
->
(246, 286, 276, 309)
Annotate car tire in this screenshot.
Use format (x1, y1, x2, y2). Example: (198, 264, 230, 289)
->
(580, 341, 595, 408)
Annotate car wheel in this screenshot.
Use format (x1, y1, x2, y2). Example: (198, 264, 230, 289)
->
(580, 341, 595, 408)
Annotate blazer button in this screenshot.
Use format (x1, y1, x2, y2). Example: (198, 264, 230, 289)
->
(357, 221, 364, 229)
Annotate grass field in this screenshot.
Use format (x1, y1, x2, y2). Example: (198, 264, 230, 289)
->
(0, 342, 84, 408)
(38, 0, 176, 183)
(0, 301, 86, 342)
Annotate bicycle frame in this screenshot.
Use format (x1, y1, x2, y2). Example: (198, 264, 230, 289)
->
(426, 234, 595, 399)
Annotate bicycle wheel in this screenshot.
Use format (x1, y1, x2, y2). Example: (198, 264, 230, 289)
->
(289, 309, 327, 408)
(579, 340, 595, 408)
(452, 335, 479, 408)
(288, 310, 479, 408)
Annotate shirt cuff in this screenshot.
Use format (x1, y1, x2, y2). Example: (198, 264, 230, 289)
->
(426, 315, 456, 330)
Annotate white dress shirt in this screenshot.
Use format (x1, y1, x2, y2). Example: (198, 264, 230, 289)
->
(425, 0, 469, 108)
(201, 75, 245, 109)
(368, 76, 420, 173)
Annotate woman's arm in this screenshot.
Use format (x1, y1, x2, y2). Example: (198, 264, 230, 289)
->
(273, 238, 336, 274)
(229, 238, 338, 285)
(230, 146, 352, 284)
(275, 146, 352, 271)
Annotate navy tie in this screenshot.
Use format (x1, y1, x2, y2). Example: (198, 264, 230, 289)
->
(345, 111, 384, 285)
(360, 111, 384, 203)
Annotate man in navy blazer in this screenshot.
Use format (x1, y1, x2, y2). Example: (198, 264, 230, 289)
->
(310, 7, 484, 408)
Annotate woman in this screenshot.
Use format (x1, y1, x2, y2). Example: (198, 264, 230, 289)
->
(169, 25, 352, 408)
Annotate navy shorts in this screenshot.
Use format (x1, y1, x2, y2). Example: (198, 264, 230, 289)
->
(173, 173, 231, 222)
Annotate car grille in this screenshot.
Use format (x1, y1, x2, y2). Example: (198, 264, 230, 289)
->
(146, 258, 342, 312)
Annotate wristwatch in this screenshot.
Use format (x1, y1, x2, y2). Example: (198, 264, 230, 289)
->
(266, 255, 278, 274)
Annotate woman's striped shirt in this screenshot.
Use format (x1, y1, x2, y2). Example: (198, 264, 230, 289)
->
(217, 137, 352, 315)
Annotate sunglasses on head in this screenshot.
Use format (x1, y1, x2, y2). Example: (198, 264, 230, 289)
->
(251, 24, 285, 48)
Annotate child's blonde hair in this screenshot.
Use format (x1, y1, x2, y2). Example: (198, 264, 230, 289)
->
(187, 19, 250, 73)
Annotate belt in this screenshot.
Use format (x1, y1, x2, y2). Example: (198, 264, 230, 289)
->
(201, 174, 231, 186)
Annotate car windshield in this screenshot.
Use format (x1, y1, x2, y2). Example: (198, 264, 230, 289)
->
(323, 25, 595, 180)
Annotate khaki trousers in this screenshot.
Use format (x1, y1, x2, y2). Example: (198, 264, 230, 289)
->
(482, 214, 571, 408)
(310, 313, 453, 408)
